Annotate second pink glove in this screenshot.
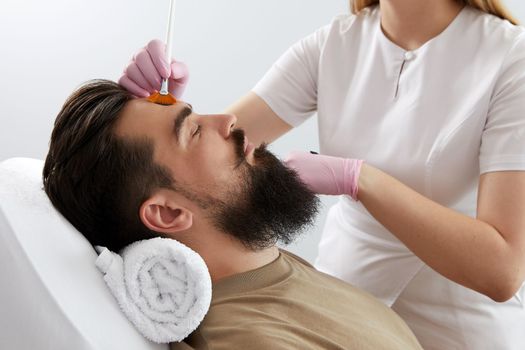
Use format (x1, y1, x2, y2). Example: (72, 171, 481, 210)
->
(118, 39, 189, 99)
(284, 151, 364, 201)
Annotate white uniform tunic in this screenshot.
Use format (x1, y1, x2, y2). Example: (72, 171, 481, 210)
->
(253, 5, 525, 349)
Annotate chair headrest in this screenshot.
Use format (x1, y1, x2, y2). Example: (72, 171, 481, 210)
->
(0, 158, 167, 350)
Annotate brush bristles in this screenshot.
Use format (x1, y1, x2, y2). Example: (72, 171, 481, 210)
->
(147, 91, 177, 106)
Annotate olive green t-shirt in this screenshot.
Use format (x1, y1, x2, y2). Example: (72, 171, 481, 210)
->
(171, 250, 422, 350)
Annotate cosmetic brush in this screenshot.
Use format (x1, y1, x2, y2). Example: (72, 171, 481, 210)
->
(148, 0, 177, 105)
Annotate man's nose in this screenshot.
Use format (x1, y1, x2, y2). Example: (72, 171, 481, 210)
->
(212, 113, 237, 138)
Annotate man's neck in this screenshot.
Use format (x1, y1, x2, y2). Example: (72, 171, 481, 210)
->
(182, 230, 280, 283)
(380, 0, 465, 51)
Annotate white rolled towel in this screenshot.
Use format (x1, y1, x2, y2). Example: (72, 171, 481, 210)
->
(95, 237, 212, 343)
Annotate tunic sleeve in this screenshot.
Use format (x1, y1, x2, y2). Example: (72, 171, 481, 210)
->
(252, 24, 331, 127)
(480, 32, 525, 174)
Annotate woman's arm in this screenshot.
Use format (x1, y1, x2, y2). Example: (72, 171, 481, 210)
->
(284, 152, 525, 301)
(225, 92, 293, 146)
(225, 24, 329, 146)
(358, 164, 525, 302)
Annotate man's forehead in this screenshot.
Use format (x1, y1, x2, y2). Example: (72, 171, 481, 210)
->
(115, 99, 187, 138)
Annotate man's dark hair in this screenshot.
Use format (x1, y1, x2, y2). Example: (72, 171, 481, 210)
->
(43, 79, 174, 252)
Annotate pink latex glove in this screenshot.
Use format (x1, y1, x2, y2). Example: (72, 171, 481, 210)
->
(118, 39, 189, 99)
(284, 151, 364, 200)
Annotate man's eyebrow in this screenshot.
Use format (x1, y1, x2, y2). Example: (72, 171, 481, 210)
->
(174, 104, 193, 143)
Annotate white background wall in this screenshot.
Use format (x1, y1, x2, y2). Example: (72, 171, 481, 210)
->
(1, 0, 524, 263)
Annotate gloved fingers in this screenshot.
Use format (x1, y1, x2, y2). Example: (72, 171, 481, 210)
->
(168, 79, 187, 99)
(170, 61, 189, 82)
(167, 61, 189, 98)
(118, 75, 150, 98)
(134, 49, 162, 91)
(283, 151, 341, 195)
(283, 151, 313, 178)
(125, 61, 156, 93)
(146, 39, 171, 79)
(283, 150, 309, 164)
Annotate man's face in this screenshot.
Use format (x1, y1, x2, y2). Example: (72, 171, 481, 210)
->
(116, 99, 319, 250)
(116, 99, 250, 198)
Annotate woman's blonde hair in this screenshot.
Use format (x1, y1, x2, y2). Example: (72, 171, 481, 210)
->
(351, 0, 519, 25)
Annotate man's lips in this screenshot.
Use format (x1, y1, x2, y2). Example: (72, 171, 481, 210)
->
(244, 136, 254, 156)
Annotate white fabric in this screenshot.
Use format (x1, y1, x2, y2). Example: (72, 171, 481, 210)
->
(253, 5, 525, 349)
(0, 158, 167, 350)
(392, 264, 525, 350)
(95, 238, 212, 343)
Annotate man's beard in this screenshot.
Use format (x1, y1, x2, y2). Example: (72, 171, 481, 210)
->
(186, 129, 320, 251)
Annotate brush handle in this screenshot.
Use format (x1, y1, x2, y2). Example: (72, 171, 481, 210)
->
(159, 0, 176, 94)
(165, 0, 176, 66)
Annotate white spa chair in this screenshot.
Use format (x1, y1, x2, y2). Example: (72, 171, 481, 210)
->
(0, 158, 168, 350)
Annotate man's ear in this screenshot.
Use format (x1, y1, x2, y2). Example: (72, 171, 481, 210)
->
(139, 190, 193, 234)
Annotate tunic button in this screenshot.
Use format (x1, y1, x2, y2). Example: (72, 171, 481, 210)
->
(404, 51, 416, 61)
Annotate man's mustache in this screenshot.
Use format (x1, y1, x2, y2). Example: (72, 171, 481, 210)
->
(231, 128, 247, 167)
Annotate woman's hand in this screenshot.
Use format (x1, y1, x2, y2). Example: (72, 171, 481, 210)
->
(118, 39, 189, 99)
(284, 151, 363, 200)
